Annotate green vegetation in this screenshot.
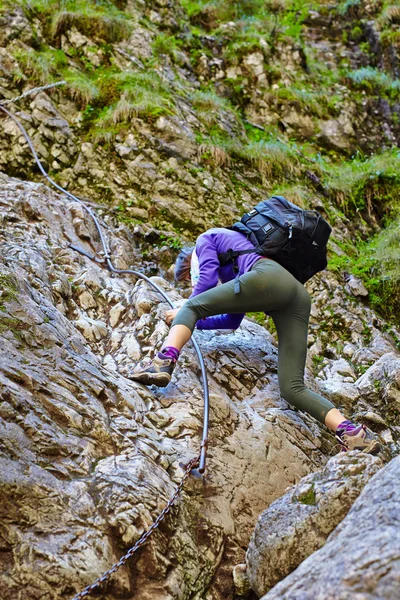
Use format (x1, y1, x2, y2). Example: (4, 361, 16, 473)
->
(191, 89, 241, 128)
(92, 71, 176, 128)
(0, 274, 18, 310)
(347, 67, 400, 100)
(297, 483, 317, 505)
(11, 47, 68, 85)
(12, 0, 131, 43)
(0, 275, 20, 334)
(328, 219, 400, 326)
(247, 311, 269, 326)
(337, 0, 362, 17)
(326, 149, 400, 216)
(152, 34, 182, 62)
(233, 138, 301, 182)
(379, 5, 400, 26)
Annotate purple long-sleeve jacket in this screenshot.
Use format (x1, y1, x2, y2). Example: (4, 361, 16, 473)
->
(190, 228, 262, 330)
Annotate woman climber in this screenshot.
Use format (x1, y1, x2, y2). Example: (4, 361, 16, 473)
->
(129, 227, 379, 454)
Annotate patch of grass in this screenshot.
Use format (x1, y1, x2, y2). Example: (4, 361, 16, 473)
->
(180, 0, 268, 29)
(12, 0, 131, 43)
(11, 47, 68, 85)
(329, 220, 400, 326)
(346, 67, 400, 100)
(247, 311, 269, 326)
(10, 0, 54, 11)
(63, 70, 99, 106)
(326, 149, 400, 217)
(91, 71, 176, 129)
(198, 142, 232, 167)
(191, 89, 232, 121)
(270, 183, 311, 208)
(53, 7, 130, 44)
(270, 85, 326, 117)
(152, 33, 182, 62)
(221, 20, 272, 61)
(11, 45, 100, 106)
(232, 138, 301, 183)
(275, 0, 310, 41)
(379, 4, 400, 26)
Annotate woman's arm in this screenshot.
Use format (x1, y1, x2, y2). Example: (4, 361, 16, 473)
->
(189, 233, 220, 298)
(196, 313, 244, 330)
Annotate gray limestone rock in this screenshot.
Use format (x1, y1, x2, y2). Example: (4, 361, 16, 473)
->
(259, 455, 400, 600)
(0, 174, 337, 600)
(356, 353, 400, 424)
(246, 452, 383, 597)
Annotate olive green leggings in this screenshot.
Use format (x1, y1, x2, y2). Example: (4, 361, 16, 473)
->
(173, 258, 334, 424)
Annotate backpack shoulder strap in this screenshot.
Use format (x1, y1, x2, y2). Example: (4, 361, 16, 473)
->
(217, 247, 259, 266)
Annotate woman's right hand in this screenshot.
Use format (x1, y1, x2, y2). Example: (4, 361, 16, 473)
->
(165, 308, 180, 325)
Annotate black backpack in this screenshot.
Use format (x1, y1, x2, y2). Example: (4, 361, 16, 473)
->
(218, 196, 331, 292)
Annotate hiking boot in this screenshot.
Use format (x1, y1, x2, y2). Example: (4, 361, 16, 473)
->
(128, 354, 175, 387)
(336, 424, 380, 454)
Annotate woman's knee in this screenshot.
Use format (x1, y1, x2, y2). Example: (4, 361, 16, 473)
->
(184, 297, 205, 319)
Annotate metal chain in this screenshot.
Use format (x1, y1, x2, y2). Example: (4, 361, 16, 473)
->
(0, 80, 66, 106)
(71, 455, 200, 600)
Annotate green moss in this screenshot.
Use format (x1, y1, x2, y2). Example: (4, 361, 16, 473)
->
(0, 274, 18, 310)
(0, 316, 20, 334)
(297, 484, 317, 505)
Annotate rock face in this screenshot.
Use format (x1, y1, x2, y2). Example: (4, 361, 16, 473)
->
(259, 455, 400, 600)
(0, 174, 336, 599)
(0, 0, 399, 596)
(246, 451, 383, 597)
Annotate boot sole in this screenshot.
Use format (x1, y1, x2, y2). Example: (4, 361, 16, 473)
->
(128, 371, 171, 387)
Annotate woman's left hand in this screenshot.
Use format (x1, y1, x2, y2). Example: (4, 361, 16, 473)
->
(165, 308, 180, 325)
